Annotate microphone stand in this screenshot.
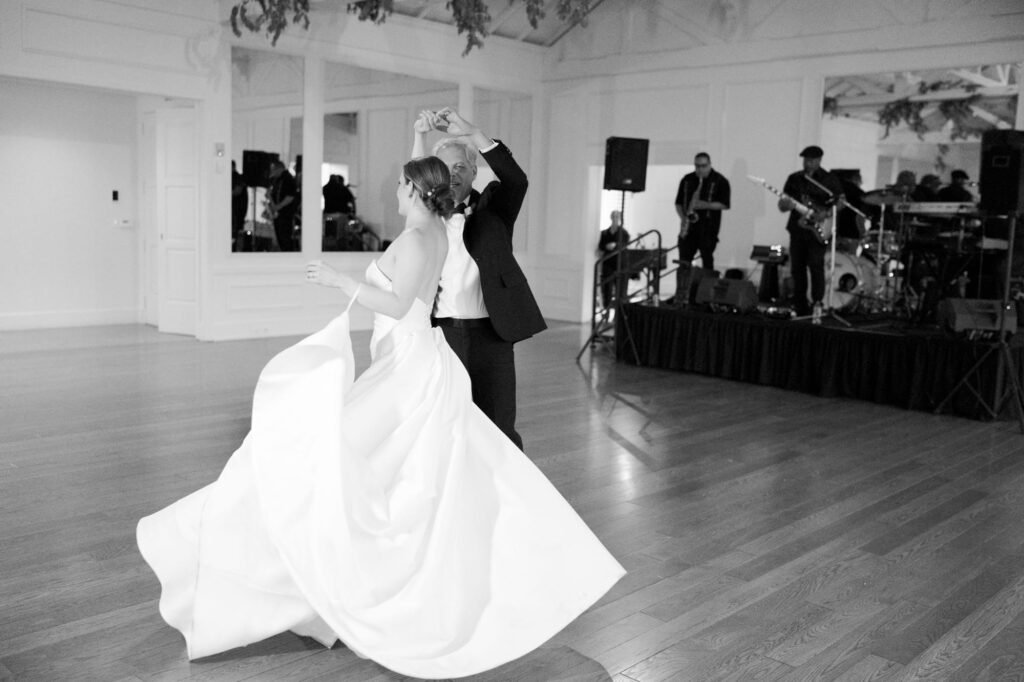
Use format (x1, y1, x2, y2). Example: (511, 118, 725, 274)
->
(793, 174, 850, 327)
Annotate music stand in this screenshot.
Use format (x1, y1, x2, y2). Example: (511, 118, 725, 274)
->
(934, 211, 1024, 433)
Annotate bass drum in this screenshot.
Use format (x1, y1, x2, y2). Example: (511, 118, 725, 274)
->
(830, 252, 878, 311)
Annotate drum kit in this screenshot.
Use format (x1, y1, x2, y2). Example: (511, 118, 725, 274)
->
(827, 189, 983, 320)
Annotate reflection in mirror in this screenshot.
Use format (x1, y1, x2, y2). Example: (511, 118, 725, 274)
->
(322, 113, 377, 251)
(822, 63, 1018, 199)
(822, 64, 1019, 301)
(231, 47, 304, 252)
(320, 59, 457, 252)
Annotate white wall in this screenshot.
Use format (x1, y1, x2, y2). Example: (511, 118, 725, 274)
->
(537, 0, 1024, 321)
(0, 78, 139, 329)
(2, 0, 1022, 336)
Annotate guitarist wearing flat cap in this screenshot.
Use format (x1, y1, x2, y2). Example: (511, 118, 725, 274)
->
(777, 145, 845, 321)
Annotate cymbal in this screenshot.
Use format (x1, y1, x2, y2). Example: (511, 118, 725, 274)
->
(862, 189, 906, 206)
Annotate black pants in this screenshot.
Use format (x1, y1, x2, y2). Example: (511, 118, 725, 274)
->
(274, 217, 296, 252)
(678, 224, 719, 272)
(438, 321, 522, 451)
(789, 231, 826, 315)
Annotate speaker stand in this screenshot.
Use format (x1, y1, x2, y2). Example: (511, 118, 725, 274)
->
(934, 213, 1024, 433)
(578, 191, 642, 365)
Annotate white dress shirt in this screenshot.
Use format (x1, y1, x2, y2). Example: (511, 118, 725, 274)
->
(435, 211, 488, 319)
(434, 140, 497, 319)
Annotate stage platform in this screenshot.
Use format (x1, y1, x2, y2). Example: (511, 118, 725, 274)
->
(615, 302, 1024, 424)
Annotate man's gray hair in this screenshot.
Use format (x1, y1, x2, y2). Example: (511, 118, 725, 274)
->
(432, 137, 477, 169)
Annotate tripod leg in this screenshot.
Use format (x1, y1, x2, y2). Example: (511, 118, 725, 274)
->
(934, 345, 998, 415)
(997, 343, 1024, 434)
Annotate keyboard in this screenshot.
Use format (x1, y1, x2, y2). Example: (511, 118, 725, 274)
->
(893, 202, 978, 215)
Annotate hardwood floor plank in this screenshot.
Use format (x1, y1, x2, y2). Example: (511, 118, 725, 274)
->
(782, 599, 926, 682)
(888, 570, 1024, 680)
(5, 322, 1024, 680)
(858, 489, 988, 556)
(870, 552, 1024, 666)
(946, 608, 1024, 680)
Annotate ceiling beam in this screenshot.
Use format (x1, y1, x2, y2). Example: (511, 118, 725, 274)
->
(968, 104, 1012, 129)
(489, 3, 522, 33)
(950, 68, 1004, 89)
(832, 84, 1017, 108)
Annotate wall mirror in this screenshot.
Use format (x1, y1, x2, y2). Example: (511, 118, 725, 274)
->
(821, 63, 1019, 197)
(231, 46, 304, 252)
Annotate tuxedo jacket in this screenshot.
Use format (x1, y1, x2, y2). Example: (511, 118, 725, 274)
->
(461, 141, 546, 344)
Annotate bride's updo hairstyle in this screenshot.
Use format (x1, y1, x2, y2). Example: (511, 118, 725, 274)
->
(404, 156, 456, 219)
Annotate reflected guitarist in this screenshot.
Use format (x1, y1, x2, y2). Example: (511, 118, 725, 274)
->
(777, 145, 844, 320)
(266, 160, 298, 252)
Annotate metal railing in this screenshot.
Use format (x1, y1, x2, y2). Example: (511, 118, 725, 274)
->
(578, 229, 680, 362)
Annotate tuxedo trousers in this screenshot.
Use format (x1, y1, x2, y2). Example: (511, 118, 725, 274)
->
(438, 321, 522, 451)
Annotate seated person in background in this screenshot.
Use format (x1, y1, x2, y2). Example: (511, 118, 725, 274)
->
(913, 174, 941, 202)
(597, 210, 630, 308)
(937, 169, 975, 203)
(323, 174, 356, 216)
(893, 170, 917, 199)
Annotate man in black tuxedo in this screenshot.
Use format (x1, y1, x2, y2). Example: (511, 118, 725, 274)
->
(413, 107, 546, 450)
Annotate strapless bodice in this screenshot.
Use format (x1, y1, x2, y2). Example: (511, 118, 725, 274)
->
(365, 261, 432, 355)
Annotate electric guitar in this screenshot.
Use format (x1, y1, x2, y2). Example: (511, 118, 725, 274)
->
(747, 175, 833, 244)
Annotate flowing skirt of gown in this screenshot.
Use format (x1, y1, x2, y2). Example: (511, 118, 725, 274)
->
(136, 264, 625, 679)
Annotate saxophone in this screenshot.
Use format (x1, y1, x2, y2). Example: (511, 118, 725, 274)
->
(686, 176, 703, 224)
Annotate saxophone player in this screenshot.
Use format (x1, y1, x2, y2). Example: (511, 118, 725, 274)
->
(674, 152, 731, 272)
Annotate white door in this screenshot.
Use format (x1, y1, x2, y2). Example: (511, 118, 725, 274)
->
(155, 106, 199, 335)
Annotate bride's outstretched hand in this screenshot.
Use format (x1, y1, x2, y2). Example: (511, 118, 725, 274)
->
(305, 260, 357, 295)
(305, 260, 337, 287)
(307, 260, 360, 297)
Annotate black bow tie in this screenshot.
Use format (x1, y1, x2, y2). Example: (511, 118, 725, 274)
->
(453, 203, 467, 215)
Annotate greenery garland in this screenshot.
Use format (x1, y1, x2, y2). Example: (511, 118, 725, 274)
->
(875, 80, 982, 140)
(229, 0, 593, 55)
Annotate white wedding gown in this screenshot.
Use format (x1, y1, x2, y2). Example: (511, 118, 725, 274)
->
(136, 262, 625, 679)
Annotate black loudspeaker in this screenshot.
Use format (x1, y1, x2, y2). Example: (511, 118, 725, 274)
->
(937, 298, 1018, 332)
(980, 130, 1024, 215)
(603, 137, 649, 192)
(676, 264, 719, 305)
(243, 150, 279, 188)
(695, 277, 758, 312)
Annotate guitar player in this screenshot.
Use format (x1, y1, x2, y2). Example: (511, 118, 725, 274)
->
(777, 145, 845, 322)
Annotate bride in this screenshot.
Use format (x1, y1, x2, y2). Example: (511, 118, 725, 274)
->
(136, 155, 625, 679)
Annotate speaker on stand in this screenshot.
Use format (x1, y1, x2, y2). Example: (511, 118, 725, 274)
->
(580, 138, 651, 364)
(603, 137, 649, 193)
(936, 129, 1024, 432)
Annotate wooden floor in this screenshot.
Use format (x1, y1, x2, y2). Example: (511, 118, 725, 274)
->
(2, 321, 1024, 682)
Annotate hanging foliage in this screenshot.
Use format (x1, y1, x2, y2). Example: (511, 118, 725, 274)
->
(230, 0, 310, 46)
(874, 79, 984, 140)
(229, 0, 593, 55)
(877, 98, 928, 139)
(938, 94, 983, 141)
